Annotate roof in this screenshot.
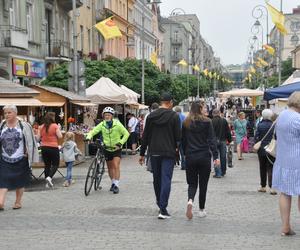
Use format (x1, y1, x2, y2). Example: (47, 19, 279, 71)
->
(0, 79, 40, 97)
(33, 85, 90, 101)
(0, 98, 43, 106)
(86, 77, 127, 104)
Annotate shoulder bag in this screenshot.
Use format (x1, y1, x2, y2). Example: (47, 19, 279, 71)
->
(253, 122, 275, 153)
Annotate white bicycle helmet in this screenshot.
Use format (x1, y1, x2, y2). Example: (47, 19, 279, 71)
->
(102, 107, 115, 115)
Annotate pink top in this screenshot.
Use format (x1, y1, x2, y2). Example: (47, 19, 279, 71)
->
(40, 123, 59, 148)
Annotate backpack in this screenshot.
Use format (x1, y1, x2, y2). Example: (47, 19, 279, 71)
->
(134, 119, 140, 136)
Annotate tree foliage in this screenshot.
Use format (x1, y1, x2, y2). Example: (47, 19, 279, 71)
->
(42, 57, 212, 105)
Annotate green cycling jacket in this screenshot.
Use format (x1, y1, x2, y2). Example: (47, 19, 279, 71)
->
(87, 119, 129, 152)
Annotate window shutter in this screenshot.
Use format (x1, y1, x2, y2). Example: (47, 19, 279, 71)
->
(9, 8, 15, 26)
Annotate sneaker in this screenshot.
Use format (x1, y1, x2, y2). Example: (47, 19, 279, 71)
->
(258, 187, 267, 193)
(46, 177, 54, 187)
(158, 209, 171, 219)
(71, 179, 75, 184)
(110, 183, 115, 192)
(113, 185, 119, 194)
(213, 175, 221, 178)
(270, 188, 277, 195)
(198, 209, 207, 218)
(45, 183, 50, 188)
(63, 181, 70, 187)
(186, 200, 193, 220)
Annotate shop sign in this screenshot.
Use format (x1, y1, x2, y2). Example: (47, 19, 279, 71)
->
(12, 58, 45, 78)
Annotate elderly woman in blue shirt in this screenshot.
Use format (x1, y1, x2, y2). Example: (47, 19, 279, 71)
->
(272, 92, 300, 236)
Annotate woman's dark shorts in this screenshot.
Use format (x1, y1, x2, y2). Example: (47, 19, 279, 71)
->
(104, 149, 122, 161)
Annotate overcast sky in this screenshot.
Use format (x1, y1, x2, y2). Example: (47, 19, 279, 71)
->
(160, 0, 300, 66)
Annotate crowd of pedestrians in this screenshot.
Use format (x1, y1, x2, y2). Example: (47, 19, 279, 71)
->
(1, 92, 300, 237)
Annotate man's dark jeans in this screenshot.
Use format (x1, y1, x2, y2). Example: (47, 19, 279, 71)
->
(217, 141, 227, 176)
(150, 156, 175, 210)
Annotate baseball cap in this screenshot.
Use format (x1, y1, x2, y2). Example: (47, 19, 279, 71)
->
(160, 92, 173, 102)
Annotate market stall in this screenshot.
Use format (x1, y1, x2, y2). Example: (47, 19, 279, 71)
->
(0, 78, 42, 121)
(30, 85, 96, 155)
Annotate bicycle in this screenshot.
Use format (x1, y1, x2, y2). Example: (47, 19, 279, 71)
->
(84, 140, 106, 196)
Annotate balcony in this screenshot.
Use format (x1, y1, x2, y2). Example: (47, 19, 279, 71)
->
(0, 26, 28, 50)
(42, 39, 71, 58)
(59, 0, 84, 12)
(171, 38, 182, 45)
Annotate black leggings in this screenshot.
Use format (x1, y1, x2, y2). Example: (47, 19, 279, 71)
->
(258, 153, 274, 188)
(41, 146, 60, 178)
(186, 157, 211, 210)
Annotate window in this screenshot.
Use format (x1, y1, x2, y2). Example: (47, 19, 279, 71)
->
(88, 29, 93, 52)
(80, 25, 84, 51)
(9, 0, 17, 27)
(26, 3, 33, 40)
(174, 31, 179, 42)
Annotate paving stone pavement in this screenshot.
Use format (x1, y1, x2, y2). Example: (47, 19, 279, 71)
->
(0, 153, 300, 250)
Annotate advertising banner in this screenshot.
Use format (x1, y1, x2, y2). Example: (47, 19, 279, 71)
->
(12, 58, 45, 78)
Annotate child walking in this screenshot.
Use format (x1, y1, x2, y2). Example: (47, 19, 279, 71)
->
(62, 132, 81, 187)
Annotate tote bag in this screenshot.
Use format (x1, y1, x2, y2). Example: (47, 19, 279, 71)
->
(241, 136, 249, 153)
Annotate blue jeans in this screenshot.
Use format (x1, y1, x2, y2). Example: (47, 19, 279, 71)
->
(217, 141, 227, 176)
(150, 156, 175, 210)
(65, 161, 74, 182)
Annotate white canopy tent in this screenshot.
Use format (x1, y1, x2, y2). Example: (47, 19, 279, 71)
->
(218, 88, 264, 98)
(86, 77, 127, 104)
(120, 85, 140, 104)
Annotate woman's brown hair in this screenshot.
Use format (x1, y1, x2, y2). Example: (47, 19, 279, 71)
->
(183, 102, 210, 128)
(43, 112, 56, 133)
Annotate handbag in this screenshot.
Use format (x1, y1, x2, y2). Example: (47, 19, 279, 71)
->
(265, 136, 276, 157)
(253, 122, 276, 153)
(241, 136, 249, 153)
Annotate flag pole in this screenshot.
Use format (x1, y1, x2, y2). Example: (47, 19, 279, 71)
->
(72, 0, 79, 94)
(278, 0, 282, 86)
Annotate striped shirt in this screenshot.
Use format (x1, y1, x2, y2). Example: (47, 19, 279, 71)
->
(272, 109, 300, 195)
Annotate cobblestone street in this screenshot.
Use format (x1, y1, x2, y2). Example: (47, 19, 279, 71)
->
(1, 153, 300, 250)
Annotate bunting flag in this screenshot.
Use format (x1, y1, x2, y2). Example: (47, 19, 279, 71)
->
(193, 64, 200, 72)
(266, 2, 287, 35)
(150, 51, 158, 66)
(94, 17, 122, 40)
(177, 59, 188, 67)
(255, 61, 263, 68)
(217, 75, 220, 80)
(203, 69, 209, 76)
(263, 44, 275, 55)
(208, 71, 213, 79)
(213, 72, 217, 79)
(250, 66, 256, 74)
(257, 57, 269, 67)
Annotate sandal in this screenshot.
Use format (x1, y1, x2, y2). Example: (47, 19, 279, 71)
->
(281, 230, 296, 236)
(12, 203, 22, 210)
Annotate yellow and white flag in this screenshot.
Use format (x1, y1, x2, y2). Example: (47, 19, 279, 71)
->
(177, 59, 188, 67)
(193, 64, 200, 72)
(263, 44, 275, 55)
(203, 69, 209, 76)
(150, 51, 158, 66)
(257, 57, 269, 67)
(94, 17, 122, 40)
(266, 2, 287, 35)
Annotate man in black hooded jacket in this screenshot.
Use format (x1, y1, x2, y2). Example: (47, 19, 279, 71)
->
(139, 93, 181, 219)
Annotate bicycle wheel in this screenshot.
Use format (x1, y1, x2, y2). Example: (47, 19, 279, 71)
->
(94, 157, 105, 191)
(84, 158, 97, 196)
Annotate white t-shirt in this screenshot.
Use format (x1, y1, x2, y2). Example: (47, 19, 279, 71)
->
(128, 117, 138, 133)
(1, 126, 24, 163)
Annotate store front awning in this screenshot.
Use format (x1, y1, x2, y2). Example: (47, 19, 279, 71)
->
(0, 98, 43, 106)
(70, 101, 97, 106)
(41, 101, 65, 107)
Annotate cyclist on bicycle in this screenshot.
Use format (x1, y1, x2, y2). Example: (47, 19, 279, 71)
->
(86, 107, 129, 194)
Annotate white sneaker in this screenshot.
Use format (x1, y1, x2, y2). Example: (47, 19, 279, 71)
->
(186, 200, 193, 220)
(198, 209, 207, 218)
(46, 177, 54, 187)
(45, 183, 49, 188)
